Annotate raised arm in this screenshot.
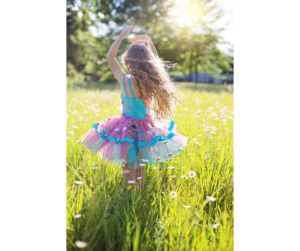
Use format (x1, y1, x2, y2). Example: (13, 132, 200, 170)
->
(131, 35, 158, 57)
(106, 25, 133, 84)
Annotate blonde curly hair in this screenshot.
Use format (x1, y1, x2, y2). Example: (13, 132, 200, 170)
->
(121, 41, 179, 119)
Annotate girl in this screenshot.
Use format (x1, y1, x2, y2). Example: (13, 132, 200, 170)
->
(81, 25, 188, 189)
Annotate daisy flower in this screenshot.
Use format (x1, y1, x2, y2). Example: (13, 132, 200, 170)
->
(75, 241, 87, 248)
(206, 196, 217, 202)
(171, 191, 177, 198)
(189, 171, 196, 178)
(74, 181, 84, 185)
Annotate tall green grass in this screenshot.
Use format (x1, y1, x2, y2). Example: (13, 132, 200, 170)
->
(67, 83, 234, 250)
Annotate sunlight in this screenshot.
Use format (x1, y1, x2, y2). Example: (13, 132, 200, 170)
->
(171, 0, 204, 27)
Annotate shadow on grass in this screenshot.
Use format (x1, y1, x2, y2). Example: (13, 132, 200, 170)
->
(72, 81, 234, 93)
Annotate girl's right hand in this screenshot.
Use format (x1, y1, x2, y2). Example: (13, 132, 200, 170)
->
(131, 35, 151, 43)
(120, 26, 134, 39)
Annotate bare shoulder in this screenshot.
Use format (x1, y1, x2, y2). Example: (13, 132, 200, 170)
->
(129, 76, 147, 97)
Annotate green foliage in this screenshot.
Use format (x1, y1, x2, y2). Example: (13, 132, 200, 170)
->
(67, 0, 233, 86)
(67, 83, 234, 250)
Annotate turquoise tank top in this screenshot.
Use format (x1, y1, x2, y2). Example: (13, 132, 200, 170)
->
(120, 75, 151, 119)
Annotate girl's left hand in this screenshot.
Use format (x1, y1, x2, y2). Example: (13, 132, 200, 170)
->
(120, 25, 134, 39)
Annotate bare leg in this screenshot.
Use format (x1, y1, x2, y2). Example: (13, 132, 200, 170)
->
(136, 167, 145, 190)
(122, 164, 136, 186)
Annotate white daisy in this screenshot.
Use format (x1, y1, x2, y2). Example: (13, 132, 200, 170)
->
(153, 167, 157, 170)
(183, 205, 191, 208)
(74, 181, 84, 185)
(171, 191, 177, 198)
(212, 223, 219, 228)
(75, 241, 88, 248)
(204, 126, 210, 131)
(141, 159, 149, 163)
(66, 137, 70, 140)
(206, 196, 217, 202)
(189, 171, 196, 178)
(161, 192, 165, 194)
(137, 177, 142, 180)
(72, 126, 78, 128)
(75, 214, 82, 218)
(139, 163, 145, 167)
(128, 180, 136, 184)
(92, 166, 98, 170)
(168, 166, 175, 169)
(92, 163, 97, 166)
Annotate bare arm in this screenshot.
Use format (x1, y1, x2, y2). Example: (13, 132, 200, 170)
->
(131, 35, 158, 57)
(106, 25, 133, 84)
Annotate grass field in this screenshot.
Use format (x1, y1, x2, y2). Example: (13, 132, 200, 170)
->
(67, 82, 234, 251)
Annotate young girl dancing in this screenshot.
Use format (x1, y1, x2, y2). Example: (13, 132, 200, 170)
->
(81, 25, 188, 188)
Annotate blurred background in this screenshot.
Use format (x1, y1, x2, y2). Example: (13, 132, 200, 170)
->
(67, 0, 233, 88)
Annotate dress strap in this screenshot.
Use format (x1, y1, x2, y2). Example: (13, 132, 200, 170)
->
(122, 75, 128, 97)
(128, 76, 136, 98)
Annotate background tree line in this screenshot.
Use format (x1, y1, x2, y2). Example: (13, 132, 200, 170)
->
(67, 0, 233, 88)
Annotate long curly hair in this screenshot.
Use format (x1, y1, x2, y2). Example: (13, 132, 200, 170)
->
(121, 41, 179, 119)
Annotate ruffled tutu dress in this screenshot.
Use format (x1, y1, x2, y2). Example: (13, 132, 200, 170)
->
(81, 75, 188, 169)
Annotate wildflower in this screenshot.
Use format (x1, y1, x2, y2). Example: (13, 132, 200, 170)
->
(180, 175, 186, 179)
(92, 163, 97, 166)
(137, 177, 142, 180)
(75, 214, 82, 218)
(211, 126, 217, 131)
(76, 141, 80, 143)
(141, 159, 149, 163)
(79, 117, 84, 120)
(123, 127, 127, 131)
(92, 166, 98, 170)
(153, 167, 157, 170)
(171, 191, 177, 198)
(189, 171, 196, 178)
(72, 126, 78, 128)
(128, 180, 136, 184)
(156, 157, 160, 160)
(183, 205, 191, 208)
(168, 166, 175, 169)
(197, 134, 202, 137)
(127, 186, 132, 190)
(66, 137, 70, 140)
(195, 141, 201, 146)
(114, 128, 120, 131)
(74, 181, 84, 185)
(161, 192, 165, 194)
(204, 126, 210, 131)
(206, 196, 217, 202)
(205, 154, 210, 159)
(213, 223, 219, 228)
(75, 241, 87, 248)
(139, 163, 145, 167)
(192, 138, 197, 141)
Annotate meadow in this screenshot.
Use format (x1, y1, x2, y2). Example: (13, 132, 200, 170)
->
(67, 82, 234, 251)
